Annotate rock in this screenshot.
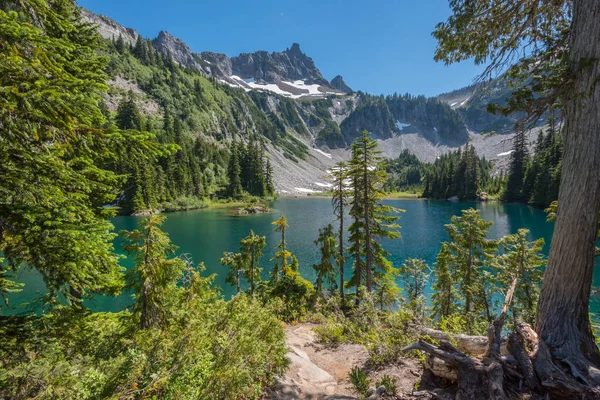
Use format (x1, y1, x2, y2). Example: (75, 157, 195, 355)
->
(366, 388, 376, 397)
(376, 385, 387, 395)
(231, 43, 329, 85)
(153, 31, 211, 75)
(132, 209, 160, 217)
(479, 192, 489, 201)
(80, 8, 139, 45)
(235, 205, 270, 215)
(200, 51, 233, 77)
(330, 75, 353, 93)
(447, 196, 459, 202)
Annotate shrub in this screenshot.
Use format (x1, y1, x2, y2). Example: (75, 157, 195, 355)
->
(0, 284, 288, 400)
(376, 375, 398, 396)
(314, 321, 347, 346)
(349, 366, 371, 398)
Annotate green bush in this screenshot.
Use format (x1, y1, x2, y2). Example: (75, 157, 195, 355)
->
(376, 375, 398, 396)
(349, 366, 371, 398)
(314, 321, 347, 346)
(0, 285, 288, 400)
(366, 310, 417, 366)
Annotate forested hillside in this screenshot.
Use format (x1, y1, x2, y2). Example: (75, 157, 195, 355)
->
(81, 7, 528, 203)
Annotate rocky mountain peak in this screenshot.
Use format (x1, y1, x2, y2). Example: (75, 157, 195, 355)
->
(230, 43, 328, 85)
(287, 42, 302, 55)
(152, 30, 210, 74)
(330, 75, 352, 93)
(80, 8, 138, 45)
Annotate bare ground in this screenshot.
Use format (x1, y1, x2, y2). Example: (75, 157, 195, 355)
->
(268, 323, 435, 400)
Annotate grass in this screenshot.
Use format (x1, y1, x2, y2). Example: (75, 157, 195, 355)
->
(386, 191, 421, 199)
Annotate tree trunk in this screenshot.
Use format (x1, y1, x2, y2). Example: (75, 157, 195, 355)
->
(339, 195, 345, 301)
(363, 146, 372, 292)
(535, 0, 600, 382)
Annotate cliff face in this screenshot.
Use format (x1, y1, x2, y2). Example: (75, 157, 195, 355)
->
(330, 75, 353, 93)
(230, 43, 328, 85)
(80, 9, 138, 45)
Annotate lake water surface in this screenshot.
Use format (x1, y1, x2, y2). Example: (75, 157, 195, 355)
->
(10, 197, 600, 314)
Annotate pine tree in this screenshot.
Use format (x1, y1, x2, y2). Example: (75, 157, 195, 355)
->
(399, 258, 430, 319)
(115, 91, 142, 130)
(220, 230, 266, 295)
(431, 244, 457, 320)
(331, 161, 349, 300)
(265, 159, 275, 196)
(348, 131, 402, 294)
(0, 0, 167, 303)
(504, 125, 529, 202)
(313, 224, 338, 294)
(122, 214, 186, 329)
(227, 141, 243, 198)
(271, 215, 292, 281)
(220, 252, 244, 294)
(133, 35, 148, 63)
(442, 209, 497, 334)
(239, 230, 266, 295)
(115, 33, 125, 54)
(494, 229, 545, 325)
(375, 271, 401, 310)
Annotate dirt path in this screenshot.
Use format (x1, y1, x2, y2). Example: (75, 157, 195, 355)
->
(268, 323, 425, 400)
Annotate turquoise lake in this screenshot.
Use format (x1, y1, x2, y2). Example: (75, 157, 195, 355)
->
(8, 197, 600, 314)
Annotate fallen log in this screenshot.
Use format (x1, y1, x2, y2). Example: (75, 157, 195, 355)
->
(402, 278, 519, 400)
(416, 327, 509, 356)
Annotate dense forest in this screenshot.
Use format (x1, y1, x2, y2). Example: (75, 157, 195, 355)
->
(385, 123, 563, 208)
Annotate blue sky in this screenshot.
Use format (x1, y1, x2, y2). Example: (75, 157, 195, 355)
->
(79, 0, 485, 97)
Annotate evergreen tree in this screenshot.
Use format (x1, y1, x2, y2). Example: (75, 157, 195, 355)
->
(0, 0, 167, 303)
(122, 214, 186, 329)
(115, 91, 142, 131)
(239, 230, 266, 295)
(133, 35, 148, 63)
(441, 209, 497, 333)
(220, 230, 266, 295)
(494, 229, 545, 325)
(348, 131, 402, 294)
(115, 33, 125, 54)
(265, 159, 275, 196)
(375, 271, 401, 310)
(227, 141, 243, 198)
(348, 162, 365, 300)
(271, 215, 292, 281)
(504, 125, 529, 202)
(220, 252, 244, 294)
(431, 244, 458, 320)
(331, 161, 349, 300)
(313, 224, 338, 294)
(399, 258, 430, 319)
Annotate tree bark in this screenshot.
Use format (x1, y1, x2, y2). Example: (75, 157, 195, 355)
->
(363, 143, 372, 292)
(535, 0, 600, 383)
(339, 187, 345, 301)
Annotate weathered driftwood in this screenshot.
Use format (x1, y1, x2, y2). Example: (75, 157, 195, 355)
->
(417, 327, 509, 356)
(404, 277, 600, 399)
(402, 279, 518, 400)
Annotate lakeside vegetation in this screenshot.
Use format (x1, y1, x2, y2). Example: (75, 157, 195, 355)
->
(1, 0, 599, 399)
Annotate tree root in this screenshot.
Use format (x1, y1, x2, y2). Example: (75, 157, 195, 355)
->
(403, 278, 600, 399)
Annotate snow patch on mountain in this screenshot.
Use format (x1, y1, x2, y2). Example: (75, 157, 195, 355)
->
(396, 121, 411, 131)
(294, 187, 322, 193)
(228, 76, 338, 99)
(497, 150, 514, 157)
(313, 148, 332, 158)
